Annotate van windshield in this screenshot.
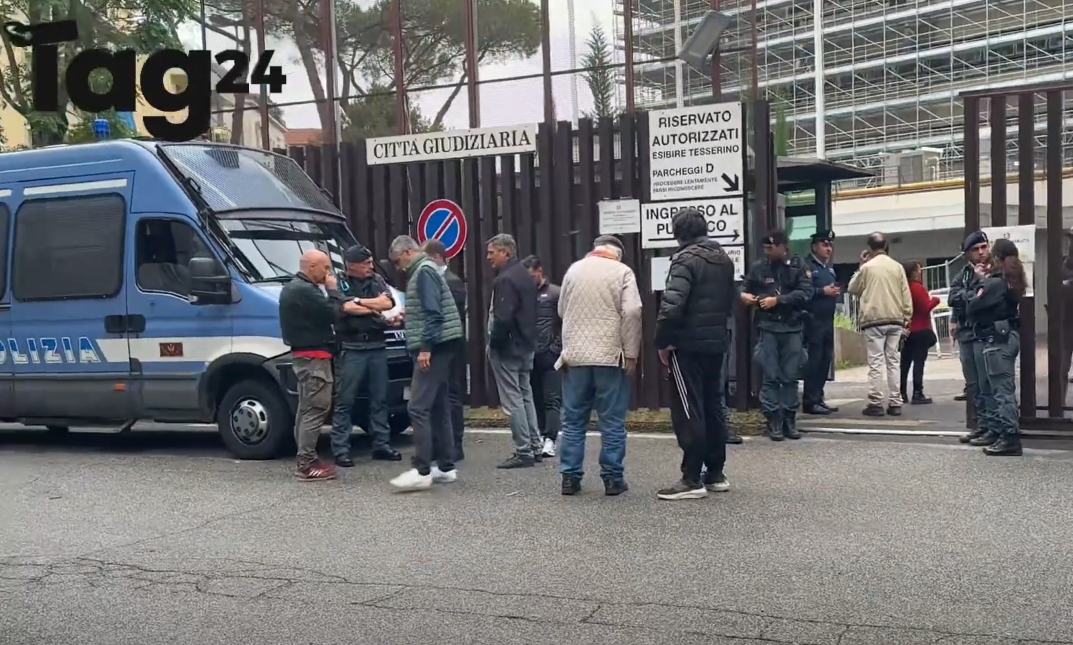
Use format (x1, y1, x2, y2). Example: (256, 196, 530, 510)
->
(219, 219, 354, 283)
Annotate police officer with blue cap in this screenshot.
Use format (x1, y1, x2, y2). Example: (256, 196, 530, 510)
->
(741, 229, 814, 440)
(948, 231, 991, 444)
(802, 229, 840, 415)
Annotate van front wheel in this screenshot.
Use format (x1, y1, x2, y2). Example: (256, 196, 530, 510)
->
(217, 380, 293, 460)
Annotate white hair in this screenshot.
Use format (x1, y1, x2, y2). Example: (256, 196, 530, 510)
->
(593, 244, 623, 260)
(388, 235, 420, 259)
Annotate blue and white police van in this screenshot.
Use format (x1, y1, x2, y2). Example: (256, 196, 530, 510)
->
(0, 140, 412, 459)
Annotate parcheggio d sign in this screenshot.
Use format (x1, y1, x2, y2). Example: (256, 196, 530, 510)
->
(2, 19, 287, 142)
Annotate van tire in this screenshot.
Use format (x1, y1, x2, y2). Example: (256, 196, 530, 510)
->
(217, 380, 293, 460)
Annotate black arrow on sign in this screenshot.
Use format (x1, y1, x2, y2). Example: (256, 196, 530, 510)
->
(711, 230, 741, 242)
(721, 173, 740, 192)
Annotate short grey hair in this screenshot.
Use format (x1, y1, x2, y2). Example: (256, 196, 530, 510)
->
(486, 233, 517, 257)
(388, 235, 420, 259)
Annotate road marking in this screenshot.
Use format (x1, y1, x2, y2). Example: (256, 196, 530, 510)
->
(802, 427, 965, 437)
(798, 417, 937, 427)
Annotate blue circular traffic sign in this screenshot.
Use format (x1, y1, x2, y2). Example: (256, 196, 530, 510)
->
(416, 199, 468, 259)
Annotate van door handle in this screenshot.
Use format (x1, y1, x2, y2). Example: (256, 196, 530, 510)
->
(104, 315, 147, 334)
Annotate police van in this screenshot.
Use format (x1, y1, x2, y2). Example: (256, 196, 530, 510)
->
(0, 140, 412, 459)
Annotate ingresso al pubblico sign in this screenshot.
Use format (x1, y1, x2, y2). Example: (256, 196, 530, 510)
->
(367, 125, 538, 165)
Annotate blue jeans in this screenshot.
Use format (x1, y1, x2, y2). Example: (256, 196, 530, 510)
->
(330, 348, 391, 455)
(558, 365, 630, 481)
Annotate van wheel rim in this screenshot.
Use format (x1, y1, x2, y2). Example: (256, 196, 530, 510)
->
(230, 398, 270, 445)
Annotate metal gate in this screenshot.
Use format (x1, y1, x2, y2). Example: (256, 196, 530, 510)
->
(962, 82, 1072, 431)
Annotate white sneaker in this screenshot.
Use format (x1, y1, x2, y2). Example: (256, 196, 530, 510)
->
(390, 468, 432, 492)
(705, 476, 731, 493)
(541, 437, 556, 458)
(430, 466, 458, 483)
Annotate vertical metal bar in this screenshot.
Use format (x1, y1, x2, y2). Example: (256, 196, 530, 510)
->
(989, 97, 1007, 227)
(392, 0, 407, 133)
(812, 0, 824, 158)
(256, 0, 269, 149)
(710, 0, 721, 100)
(623, 0, 636, 114)
(1017, 92, 1036, 420)
(199, 0, 207, 50)
(961, 95, 980, 429)
(637, 112, 660, 410)
(1045, 89, 1064, 419)
(463, 0, 480, 127)
(749, 0, 759, 98)
(320, 0, 339, 146)
(672, 0, 684, 108)
(540, 0, 553, 123)
(962, 97, 980, 236)
(753, 99, 772, 235)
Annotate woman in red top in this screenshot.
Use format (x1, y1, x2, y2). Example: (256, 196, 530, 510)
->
(900, 260, 941, 404)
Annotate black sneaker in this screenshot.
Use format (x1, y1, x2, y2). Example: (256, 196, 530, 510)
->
(603, 478, 629, 496)
(726, 431, 744, 444)
(496, 454, 536, 469)
(561, 474, 582, 496)
(656, 479, 708, 501)
(533, 452, 544, 464)
(954, 393, 968, 402)
(702, 471, 731, 493)
(820, 401, 840, 413)
(862, 404, 885, 417)
(802, 404, 831, 415)
(886, 406, 902, 416)
(911, 392, 933, 405)
(335, 455, 355, 468)
(959, 428, 985, 444)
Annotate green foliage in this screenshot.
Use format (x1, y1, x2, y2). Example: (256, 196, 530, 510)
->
(0, 0, 197, 142)
(580, 22, 614, 120)
(341, 88, 442, 139)
(834, 312, 856, 331)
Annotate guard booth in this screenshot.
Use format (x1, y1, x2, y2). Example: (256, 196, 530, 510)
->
(728, 157, 875, 408)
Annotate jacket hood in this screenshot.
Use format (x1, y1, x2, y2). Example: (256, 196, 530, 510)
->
(678, 237, 729, 264)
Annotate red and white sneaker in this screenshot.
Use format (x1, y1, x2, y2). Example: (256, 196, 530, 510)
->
(296, 461, 337, 481)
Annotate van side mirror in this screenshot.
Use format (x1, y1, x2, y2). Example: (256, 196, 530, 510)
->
(189, 257, 233, 305)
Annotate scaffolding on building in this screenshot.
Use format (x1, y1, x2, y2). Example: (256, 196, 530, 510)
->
(615, 0, 1073, 187)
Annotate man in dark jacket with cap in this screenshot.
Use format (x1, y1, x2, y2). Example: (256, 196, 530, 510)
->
(802, 229, 841, 415)
(742, 229, 814, 441)
(329, 244, 401, 466)
(948, 231, 991, 443)
(654, 208, 737, 501)
(522, 254, 562, 458)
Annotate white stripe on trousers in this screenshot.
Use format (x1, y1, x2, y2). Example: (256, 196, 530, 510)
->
(669, 352, 692, 420)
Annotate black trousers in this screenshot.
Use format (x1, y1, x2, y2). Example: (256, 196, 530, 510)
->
(530, 351, 562, 441)
(899, 331, 931, 395)
(668, 350, 727, 484)
(446, 340, 467, 460)
(408, 342, 456, 475)
(802, 320, 834, 407)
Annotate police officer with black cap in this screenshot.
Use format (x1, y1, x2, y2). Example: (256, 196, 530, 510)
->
(802, 229, 840, 415)
(741, 230, 814, 441)
(329, 244, 403, 466)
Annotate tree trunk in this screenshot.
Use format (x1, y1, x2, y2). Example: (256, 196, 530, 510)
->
(290, 16, 329, 129)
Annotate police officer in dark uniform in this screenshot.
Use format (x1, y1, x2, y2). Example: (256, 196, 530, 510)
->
(742, 230, 814, 441)
(802, 230, 840, 415)
(330, 244, 403, 466)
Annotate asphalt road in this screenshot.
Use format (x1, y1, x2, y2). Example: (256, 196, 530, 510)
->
(2, 427, 1073, 645)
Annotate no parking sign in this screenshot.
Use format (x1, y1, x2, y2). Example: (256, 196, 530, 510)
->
(416, 199, 468, 260)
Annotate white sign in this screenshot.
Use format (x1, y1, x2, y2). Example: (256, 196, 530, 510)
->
(598, 199, 641, 235)
(641, 197, 743, 249)
(648, 102, 744, 201)
(981, 224, 1036, 263)
(650, 248, 746, 292)
(367, 124, 538, 165)
(982, 224, 1036, 296)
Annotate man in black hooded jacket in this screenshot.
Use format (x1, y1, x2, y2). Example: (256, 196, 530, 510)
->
(653, 208, 737, 501)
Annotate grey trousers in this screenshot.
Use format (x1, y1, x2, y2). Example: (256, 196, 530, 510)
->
(293, 357, 333, 468)
(408, 343, 456, 475)
(488, 348, 542, 458)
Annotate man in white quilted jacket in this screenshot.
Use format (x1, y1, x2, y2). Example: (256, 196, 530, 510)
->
(556, 235, 644, 497)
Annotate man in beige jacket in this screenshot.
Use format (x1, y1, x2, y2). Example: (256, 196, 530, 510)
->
(847, 232, 912, 416)
(556, 235, 643, 497)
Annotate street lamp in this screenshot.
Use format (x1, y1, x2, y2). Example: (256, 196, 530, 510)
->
(677, 10, 733, 73)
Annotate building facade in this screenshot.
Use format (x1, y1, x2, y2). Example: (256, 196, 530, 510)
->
(618, 0, 1073, 187)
